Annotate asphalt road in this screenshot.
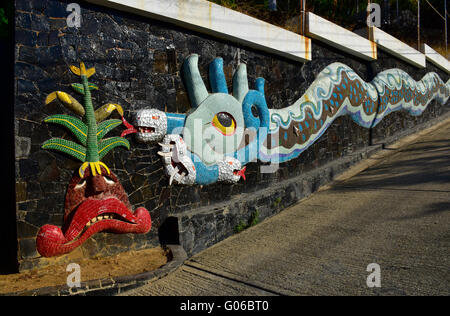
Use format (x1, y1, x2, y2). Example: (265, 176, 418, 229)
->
(120, 119, 450, 296)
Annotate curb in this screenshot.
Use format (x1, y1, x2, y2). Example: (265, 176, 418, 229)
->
(2, 245, 187, 296)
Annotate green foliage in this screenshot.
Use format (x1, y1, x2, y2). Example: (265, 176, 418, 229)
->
(209, 0, 238, 9)
(43, 66, 129, 163)
(273, 197, 282, 208)
(234, 210, 260, 233)
(71, 83, 85, 95)
(96, 119, 123, 142)
(0, 1, 13, 39)
(97, 137, 130, 160)
(249, 209, 260, 227)
(0, 8, 7, 24)
(44, 114, 88, 146)
(42, 138, 87, 162)
(234, 221, 247, 233)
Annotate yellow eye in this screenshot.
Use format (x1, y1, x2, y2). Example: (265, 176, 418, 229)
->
(212, 112, 236, 136)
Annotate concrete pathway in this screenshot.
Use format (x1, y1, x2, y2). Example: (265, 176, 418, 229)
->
(120, 119, 450, 296)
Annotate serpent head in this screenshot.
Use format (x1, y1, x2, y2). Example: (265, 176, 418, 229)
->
(128, 54, 269, 185)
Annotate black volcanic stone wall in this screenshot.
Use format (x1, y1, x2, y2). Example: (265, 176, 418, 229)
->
(14, 0, 450, 270)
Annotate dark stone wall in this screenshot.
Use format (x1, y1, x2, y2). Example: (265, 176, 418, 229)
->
(13, 0, 450, 270)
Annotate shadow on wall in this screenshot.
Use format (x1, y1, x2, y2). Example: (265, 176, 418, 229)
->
(1, 32, 19, 273)
(158, 216, 180, 246)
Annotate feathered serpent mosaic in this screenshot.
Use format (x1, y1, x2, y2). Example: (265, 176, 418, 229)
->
(125, 54, 450, 185)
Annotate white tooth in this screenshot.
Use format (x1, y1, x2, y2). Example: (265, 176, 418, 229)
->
(158, 151, 172, 157)
(169, 167, 179, 185)
(91, 218, 97, 223)
(159, 144, 170, 153)
(166, 165, 175, 175)
(98, 216, 103, 221)
(159, 143, 173, 148)
(86, 222, 91, 227)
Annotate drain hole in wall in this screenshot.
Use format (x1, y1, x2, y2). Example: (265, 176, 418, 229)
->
(158, 216, 180, 246)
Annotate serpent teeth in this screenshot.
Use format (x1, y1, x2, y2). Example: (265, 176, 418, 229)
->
(158, 151, 172, 157)
(159, 143, 174, 153)
(169, 167, 179, 185)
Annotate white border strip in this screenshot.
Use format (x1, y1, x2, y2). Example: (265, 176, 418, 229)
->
(85, 0, 311, 62)
(372, 27, 425, 68)
(306, 12, 377, 61)
(422, 44, 450, 74)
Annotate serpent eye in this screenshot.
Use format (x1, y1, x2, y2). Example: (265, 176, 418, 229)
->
(212, 112, 236, 136)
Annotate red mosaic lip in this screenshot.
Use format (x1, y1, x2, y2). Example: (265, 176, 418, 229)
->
(36, 198, 151, 257)
(234, 166, 246, 181)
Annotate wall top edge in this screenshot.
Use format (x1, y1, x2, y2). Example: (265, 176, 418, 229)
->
(422, 44, 450, 74)
(85, 0, 311, 62)
(372, 27, 426, 68)
(85, 0, 448, 70)
(305, 12, 377, 61)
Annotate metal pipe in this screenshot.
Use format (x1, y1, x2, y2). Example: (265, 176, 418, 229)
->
(367, 0, 372, 41)
(385, 0, 390, 25)
(299, 0, 302, 34)
(446, 0, 448, 56)
(418, 0, 421, 51)
(299, 0, 305, 35)
(302, 0, 305, 35)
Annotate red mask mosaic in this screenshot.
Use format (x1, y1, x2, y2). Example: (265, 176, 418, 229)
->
(36, 166, 151, 257)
